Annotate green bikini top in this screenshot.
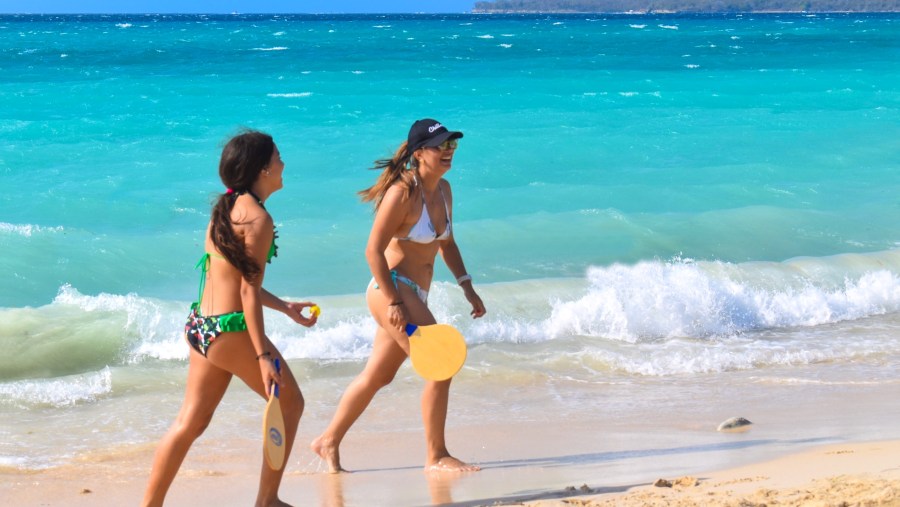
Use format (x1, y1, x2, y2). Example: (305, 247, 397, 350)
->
(194, 232, 276, 307)
(194, 190, 278, 306)
(194, 231, 278, 303)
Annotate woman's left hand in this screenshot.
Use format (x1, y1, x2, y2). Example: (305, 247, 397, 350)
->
(463, 287, 486, 319)
(284, 301, 318, 327)
(387, 301, 409, 333)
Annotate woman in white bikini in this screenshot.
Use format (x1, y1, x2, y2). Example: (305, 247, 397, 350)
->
(311, 119, 486, 473)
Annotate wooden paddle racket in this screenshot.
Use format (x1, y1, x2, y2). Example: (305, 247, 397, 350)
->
(405, 323, 467, 381)
(262, 358, 286, 470)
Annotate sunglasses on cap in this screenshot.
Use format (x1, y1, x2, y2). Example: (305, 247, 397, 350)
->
(429, 139, 458, 151)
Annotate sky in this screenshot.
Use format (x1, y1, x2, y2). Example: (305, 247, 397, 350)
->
(0, 1, 477, 14)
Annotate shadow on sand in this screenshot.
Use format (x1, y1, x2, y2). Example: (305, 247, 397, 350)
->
(311, 436, 836, 506)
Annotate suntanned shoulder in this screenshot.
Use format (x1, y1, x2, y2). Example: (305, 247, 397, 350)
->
(439, 178, 453, 199)
(384, 180, 415, 204)
(232, 194, 271, 222)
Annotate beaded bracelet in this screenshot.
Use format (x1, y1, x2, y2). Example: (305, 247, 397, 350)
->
(456, 274, 472, 285)
(255, 351, 272, 360)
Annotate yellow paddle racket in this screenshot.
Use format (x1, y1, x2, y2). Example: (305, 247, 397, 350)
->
(262, 358, 286, 470)
(405, 323, 467, 381)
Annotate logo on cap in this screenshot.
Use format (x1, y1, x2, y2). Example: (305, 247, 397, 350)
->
(428, 123, 443, 133)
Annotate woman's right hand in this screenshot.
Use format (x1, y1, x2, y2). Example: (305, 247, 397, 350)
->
(387, 301, 409, 333)
(283, 301, 318, 327)
(260, 357, 281, 397)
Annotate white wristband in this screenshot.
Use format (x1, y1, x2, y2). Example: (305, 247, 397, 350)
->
(456, 274, 472, 285)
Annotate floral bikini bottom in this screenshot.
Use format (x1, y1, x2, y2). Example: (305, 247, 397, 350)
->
(184, 303, 247, 356)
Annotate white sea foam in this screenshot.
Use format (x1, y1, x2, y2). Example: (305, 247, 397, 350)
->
(275, 314, 375, 361)
(0, 222, 64, 236)
(267, 92, 312, 98)
(0, 455, 28, 468)
(0, 368, 112, 408)
(252, 46, 288, 51)
(0, 120, 32, 132)
(448, 252, 900, 375)
(546, 258, 900, 343)
(476, 34, 494, 39)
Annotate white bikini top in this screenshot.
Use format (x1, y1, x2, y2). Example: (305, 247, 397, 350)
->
(396, 179, 451, 244)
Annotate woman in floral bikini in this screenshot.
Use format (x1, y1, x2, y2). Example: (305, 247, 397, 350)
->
(142, 130, 318, 507)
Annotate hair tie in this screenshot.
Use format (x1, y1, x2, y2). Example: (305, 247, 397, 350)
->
(226, 188, 234, 194)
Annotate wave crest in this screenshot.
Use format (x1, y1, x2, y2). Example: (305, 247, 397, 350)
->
(547, 255, 900, 342)
(0, 368, 112, 408)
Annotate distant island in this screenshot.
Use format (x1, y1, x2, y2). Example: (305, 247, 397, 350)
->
(471, 0, 900, 13)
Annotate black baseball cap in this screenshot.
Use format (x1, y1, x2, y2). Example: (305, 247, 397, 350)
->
(407, 119, 463, 153)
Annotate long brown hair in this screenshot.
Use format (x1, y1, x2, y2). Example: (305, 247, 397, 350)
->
(358, 141, 418, 209)
(209, 130, 274, 282)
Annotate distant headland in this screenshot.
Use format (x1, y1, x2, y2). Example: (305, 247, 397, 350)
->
(471, 1, 900, 13)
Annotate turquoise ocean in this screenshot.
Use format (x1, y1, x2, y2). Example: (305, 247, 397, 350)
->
(2, 12, 900, 503)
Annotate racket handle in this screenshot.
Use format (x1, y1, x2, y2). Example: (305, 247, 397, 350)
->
(273, 358, 281, 398)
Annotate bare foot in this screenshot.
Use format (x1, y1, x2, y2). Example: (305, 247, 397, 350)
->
(255, 492, 293, 507)
(424, 456, 481, 473)
(310, 435, 346, 473)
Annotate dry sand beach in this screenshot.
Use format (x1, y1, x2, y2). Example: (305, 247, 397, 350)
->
(524, 440, 900, 507)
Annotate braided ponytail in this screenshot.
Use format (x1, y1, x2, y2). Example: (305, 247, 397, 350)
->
(209, 130, 274, 282)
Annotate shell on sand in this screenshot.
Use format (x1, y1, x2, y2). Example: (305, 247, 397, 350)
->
(717, 416, 753, 433)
